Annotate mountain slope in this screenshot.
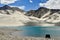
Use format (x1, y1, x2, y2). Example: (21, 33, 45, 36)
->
(0, 5, 60, 26)
(26, 7, 60, 26)
(0, 5, 30, 26)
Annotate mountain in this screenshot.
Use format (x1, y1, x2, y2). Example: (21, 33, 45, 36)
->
(26, 7, 49, 18)
(0, 5, 24, 15)
(26, 7, 60, 18)
(0, 5, 11, 10)
(0, 5, 24, 11)
(0, 5, 60, 26)
(0, 5, 31, 26)
(25, 7, 60, 26)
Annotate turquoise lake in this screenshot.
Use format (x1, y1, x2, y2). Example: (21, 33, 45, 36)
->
(2, 26, 60, 38)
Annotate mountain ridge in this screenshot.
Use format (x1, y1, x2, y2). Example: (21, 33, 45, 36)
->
(26, 7, 60, 26)
(0, 5, 60, 26)
(26, 7, 60, 18)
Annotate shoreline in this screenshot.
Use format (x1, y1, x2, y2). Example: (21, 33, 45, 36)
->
(0, 25, 59, 27)
(0, 28, 55, 40)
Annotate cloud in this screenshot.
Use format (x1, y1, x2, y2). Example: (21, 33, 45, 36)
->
(18, 6, 25, 10)
(39, 0, 60, 9)
(39, 3, 45, 7)
(0, 0, 17, 5)
(10, 6, 25, 10)
(29, 0, 33, 3)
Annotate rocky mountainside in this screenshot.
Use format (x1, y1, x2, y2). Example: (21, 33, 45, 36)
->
(26, 7, 60, 18)
(26, 7, 60, 23)
(26, 7, 49, 18)
(25, 7, 60, 26)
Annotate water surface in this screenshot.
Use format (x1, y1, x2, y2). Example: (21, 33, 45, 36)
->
(11, 26, 60, 37)
(1, 26, 60, 38)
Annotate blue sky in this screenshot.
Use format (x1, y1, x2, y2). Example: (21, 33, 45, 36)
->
(0, 0, 48, 11)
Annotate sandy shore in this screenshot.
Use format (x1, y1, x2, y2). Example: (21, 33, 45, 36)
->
(0, 28, 55, 40)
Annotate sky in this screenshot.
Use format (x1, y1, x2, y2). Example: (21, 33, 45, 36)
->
(0, 0, 48, 11)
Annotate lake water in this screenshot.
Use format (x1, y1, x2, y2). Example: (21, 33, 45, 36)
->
(8, 26, 60, 38)
(2, 26, 60, 38)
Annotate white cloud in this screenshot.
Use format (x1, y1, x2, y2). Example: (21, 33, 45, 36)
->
(39, 3, 45, 7)
(10, 6, 25, 10)
(18, 6, 25, 10)
(39, 0, 60, 9)
(0, 0, 17, 5)
(29, 0, 33, 3)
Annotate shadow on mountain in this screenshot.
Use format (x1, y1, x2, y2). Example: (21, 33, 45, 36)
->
(24, 21, 38, 26)
(55, 22, 60, 26)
